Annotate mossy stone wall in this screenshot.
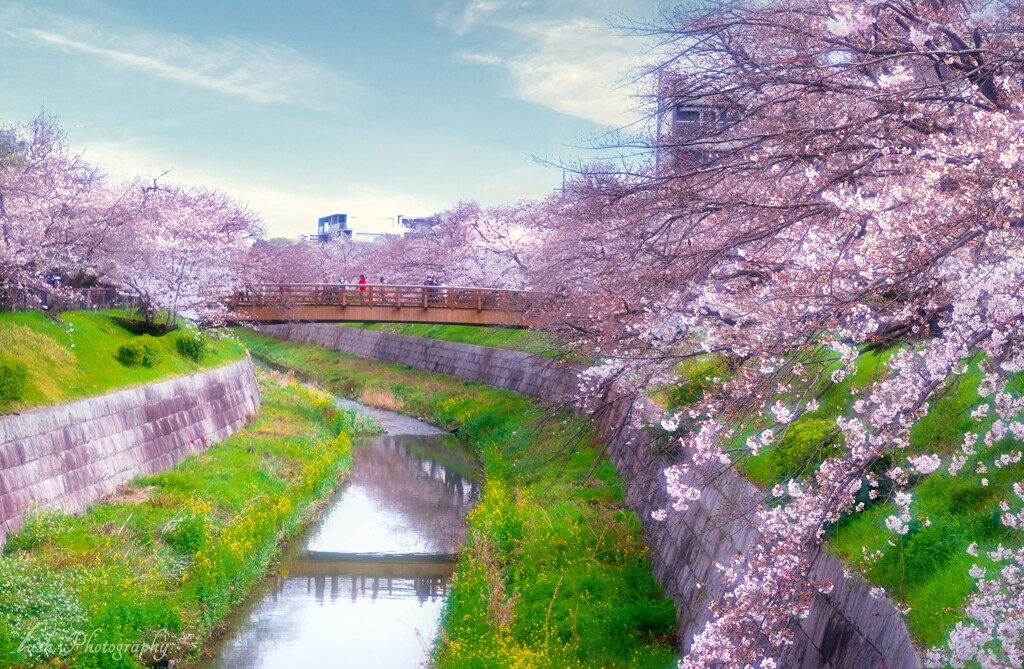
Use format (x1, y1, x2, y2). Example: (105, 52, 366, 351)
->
(0, 357, 260, 543)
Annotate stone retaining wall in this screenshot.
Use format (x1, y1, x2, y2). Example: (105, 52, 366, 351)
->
(594, 395, 922, 669)
(261, 323, 581, 403)
(262, 323, 921, 669)
(0, 357, 261, 543)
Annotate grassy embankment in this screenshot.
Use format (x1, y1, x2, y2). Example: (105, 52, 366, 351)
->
(340, 322, 589, 362)
(238, 329, 678, 669)
(0, 310, 245, 413)
(0, 369, 372, 668)
(657, 347, 1024, 647)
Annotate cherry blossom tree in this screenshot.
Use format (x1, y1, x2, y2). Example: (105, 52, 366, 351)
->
(360, 201, 538, 288)
(241, 234, 367, 288)
(0, 113, 266, 323)
(0, 113, 132, 307)
(240, 201, 540, 292)
(110, 181, 263, 324)
(530, 0, 1024, 666)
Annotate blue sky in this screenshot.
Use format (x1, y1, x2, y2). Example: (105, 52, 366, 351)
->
(0, 0, 662, 238)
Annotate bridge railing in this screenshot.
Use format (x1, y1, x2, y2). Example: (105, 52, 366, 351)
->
(232, 283, 533, 312)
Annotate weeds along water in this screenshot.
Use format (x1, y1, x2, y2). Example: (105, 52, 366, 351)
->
(0, 369, 376, 668)
(236, 329, 679, 669)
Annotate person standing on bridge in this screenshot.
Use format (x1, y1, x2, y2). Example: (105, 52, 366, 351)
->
(357, 274, 367, 304)
(426, 275, 440, 306)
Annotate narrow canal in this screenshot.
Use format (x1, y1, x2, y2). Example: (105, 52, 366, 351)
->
(198, 394, 480, 668)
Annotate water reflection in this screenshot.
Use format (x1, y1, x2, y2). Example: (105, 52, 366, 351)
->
(309, 436, 478, 556)
(201, 433, 478, 669)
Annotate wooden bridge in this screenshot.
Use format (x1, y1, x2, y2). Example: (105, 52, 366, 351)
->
(229, 283, 535, 326)
(287, 551, 456, 579)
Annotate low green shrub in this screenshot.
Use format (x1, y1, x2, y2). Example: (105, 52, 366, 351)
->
(116, 335, 164, 368)
(116, 340, 145, 366)
(768, 416, 837, 484)
(0, 353, 28, 403)
(164, 499, 212, 555)
(139, 335, 165, 367)
(174, 331, 207, 362)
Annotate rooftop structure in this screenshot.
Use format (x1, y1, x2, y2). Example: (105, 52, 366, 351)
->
(655, 95, 731, 174)
(316, 214, 352, 242)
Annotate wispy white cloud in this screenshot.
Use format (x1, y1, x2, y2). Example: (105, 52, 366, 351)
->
(438, 0, 656, 127)
(23, 29, 288, 103)
(501, 18, 644, 127)
(436, 0, 532, 36)
(4, 6, 344, 106)
(456, 51, 503, 66)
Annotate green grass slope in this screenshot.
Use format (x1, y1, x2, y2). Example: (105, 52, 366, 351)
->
(0, 310, 245, 413)
(339, 322, 583, 360)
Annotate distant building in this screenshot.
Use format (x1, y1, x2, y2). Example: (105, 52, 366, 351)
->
(398, 215, 439, 235)
(655, 96, 730, 174)
(316, 214, 352, 242)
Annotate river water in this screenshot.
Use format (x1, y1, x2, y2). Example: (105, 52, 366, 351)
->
(197, 395, 479, 669)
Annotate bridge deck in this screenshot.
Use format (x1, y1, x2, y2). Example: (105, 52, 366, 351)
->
(287, 551, 456, 578)
(229, 283, 535, 326)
